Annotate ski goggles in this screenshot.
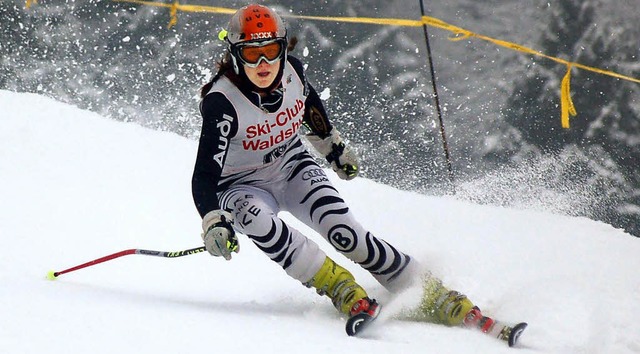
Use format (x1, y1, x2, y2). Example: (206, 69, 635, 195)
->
(235, 39, 286, 67)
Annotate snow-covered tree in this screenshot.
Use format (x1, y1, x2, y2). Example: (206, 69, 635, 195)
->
(503, 0, 640, 235)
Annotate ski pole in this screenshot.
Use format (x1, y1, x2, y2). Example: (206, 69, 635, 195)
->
(46, 246, 206, 280)
(418, 0, 456, 193)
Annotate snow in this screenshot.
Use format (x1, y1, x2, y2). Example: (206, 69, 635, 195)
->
(2, 90, 639, 354)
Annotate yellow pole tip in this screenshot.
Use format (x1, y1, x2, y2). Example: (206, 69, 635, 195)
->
(46, 271, 58, 280)
(218, 29, 228, 41)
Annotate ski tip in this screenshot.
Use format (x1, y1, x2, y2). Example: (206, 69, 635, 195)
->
(507, 322, 528, 347)
(345, 299, 380, 337)
(346, 313, 370, 336)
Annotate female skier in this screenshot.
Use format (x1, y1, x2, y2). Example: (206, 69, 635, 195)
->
(191, 4, 516, 339)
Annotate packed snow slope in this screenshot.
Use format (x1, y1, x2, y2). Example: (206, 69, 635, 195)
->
(1, 90, 639, 354)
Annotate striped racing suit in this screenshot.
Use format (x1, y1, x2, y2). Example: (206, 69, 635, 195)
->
(192, 56, 414, 290)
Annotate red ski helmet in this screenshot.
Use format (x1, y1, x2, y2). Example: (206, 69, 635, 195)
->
(225, 4, 288, 74)
(226, 4, 286, 45)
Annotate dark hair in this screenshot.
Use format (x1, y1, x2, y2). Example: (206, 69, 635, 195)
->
(199, 37, 298, 99)
(199, 51, 233, 98)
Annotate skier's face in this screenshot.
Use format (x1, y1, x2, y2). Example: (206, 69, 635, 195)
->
(244, 59, 280, 89)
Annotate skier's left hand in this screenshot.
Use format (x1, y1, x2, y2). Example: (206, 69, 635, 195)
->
(326, 141, 359, 180)
(307, 129, 359, 180)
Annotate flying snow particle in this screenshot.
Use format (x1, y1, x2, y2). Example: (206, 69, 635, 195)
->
(319, 88, 331, 100)
(166, 74, 176, 82)
(122, 36, 131, 43)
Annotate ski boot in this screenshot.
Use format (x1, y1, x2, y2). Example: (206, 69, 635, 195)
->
(417, 276, 475, 326)
(409, 275, 527, 346)
(305, 256, 370, 315)
(304, 257, 380, 335)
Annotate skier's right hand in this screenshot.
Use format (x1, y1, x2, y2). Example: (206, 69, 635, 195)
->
(201, 210, 239, 260)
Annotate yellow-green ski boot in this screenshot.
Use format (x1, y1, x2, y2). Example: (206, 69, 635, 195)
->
(304, 257, 380, 335)
(418, 276, 476, 326)
(305, 257, 370, 315)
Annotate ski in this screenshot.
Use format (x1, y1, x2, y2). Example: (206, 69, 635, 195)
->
(345, 312, 377, 336)
(464, 306, 527, 347)
(345, 299, 381, 336)
(470, 315, 528, 346)
(499, 322, 528, 347)
(345, 300, 527, 347)
(346, 313, 527, 346)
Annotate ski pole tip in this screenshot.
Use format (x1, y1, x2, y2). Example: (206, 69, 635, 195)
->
(46, 270, 58, 280)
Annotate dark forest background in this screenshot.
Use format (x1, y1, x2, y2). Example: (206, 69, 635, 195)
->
(2, 0, 639, 236)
